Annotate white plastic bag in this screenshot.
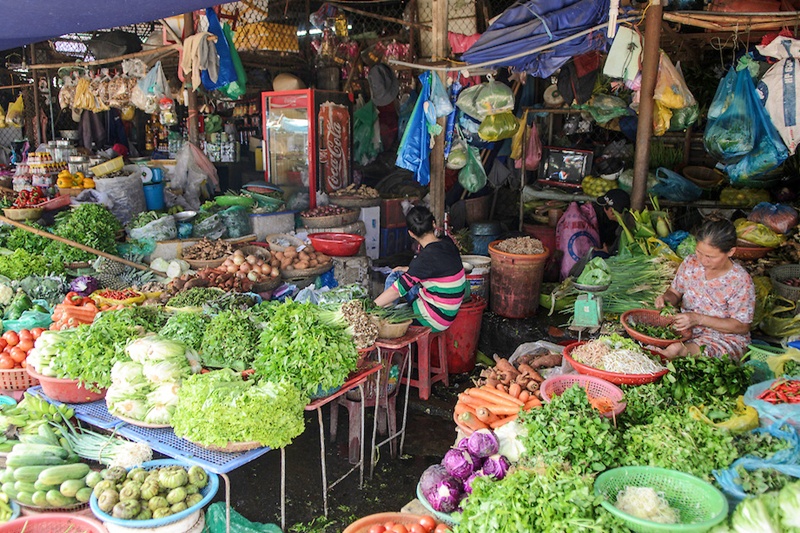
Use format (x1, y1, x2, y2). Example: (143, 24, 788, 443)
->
(172, 143, 220, 211)
(130, 61, 169, 114)
(757, 37, 800, 155)
(93, 172, 146, 225)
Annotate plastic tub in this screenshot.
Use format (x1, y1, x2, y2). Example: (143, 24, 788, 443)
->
(344, 513, 440, 533)
(89, 156, 124, 177)
(0, 514, 107, 533)
(488, 241, 549, 318)
(25, 367, 106, 403)
(142, 182, 165, 211)
(461, 255, 491, 299)
(308, 233, 364, 256)
(441, 296, 488, 373)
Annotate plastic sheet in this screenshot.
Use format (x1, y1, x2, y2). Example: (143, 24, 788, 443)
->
(192, 214, 227, 240)
(203, 502, 282, 533)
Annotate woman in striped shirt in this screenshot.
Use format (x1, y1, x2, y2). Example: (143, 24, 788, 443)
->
(375, 206, 467, 332)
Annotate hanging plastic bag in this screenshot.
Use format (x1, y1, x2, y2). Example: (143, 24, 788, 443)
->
(478, 110, 519, 142)
(201, 9, 237, 92)
(429, 72, 454, 118)
(577, 94, 630, 124)
(734, 218, 785, 248)
(651, 167, 702, 202)
(689, 396, 759, 433)
(4, 95, 23, 127)
(706, 67, 737, 129)
(219, 22, 247, 100)
(455, 80, 513, 120)
(446, 139, 468, 170)
(396, 73, 432, 186)
(555, 202, 600, 280)
(748, 202, 799, 234)
(510, 111, 528, 160)
(515, 122, 542, 171)
(458, 146, 487, 193)
(669, 104, 699, 131)
(353, 99, 380, 165)
(725, 98, 789, 187)
(705, 69, 758, 163)
(653, 101, 672, 137)
(654, 52, 697, 110)
(757, 36, 800, 155)
(131, 61, 168, 114)
(128, 215, 178, 242)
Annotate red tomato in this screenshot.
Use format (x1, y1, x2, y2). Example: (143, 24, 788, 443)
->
(419, 516, 436, 532)
(390, 525, 409, 533)
(0, 355, 14, 369)
(30, 328, 45, 339)
(434, 525, 450, 533)
(367, 526, 387, 533)
(2, 331, 19, 347)
(9, 347, 26, 364)
(0, 339, 7, 351)
(408, 525, 427, 533)
(18, 330, 32, 343)
(383, 523, 396, 529)
(17, 339, 33, 353)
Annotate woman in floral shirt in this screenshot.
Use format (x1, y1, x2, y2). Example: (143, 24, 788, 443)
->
(654, 219, 755, 360)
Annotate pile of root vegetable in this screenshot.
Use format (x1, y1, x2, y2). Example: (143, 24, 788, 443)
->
(478, 350, 562, 395)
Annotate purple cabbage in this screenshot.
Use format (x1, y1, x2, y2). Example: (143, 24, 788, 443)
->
(420, 464, 449, 496)
(467, 429, 499, 458)
(443, 448, 477, 480)
(70, 276, 99, 297)
(482, 454, 510, 480)
(463, 469, 485, 495)
(426, 476, 463, 513)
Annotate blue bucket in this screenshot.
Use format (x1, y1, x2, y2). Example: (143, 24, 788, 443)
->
(143, 182, 165, 211)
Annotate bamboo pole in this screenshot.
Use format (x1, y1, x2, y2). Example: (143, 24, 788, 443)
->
(184, 12, 200, 147)
(0, 215, 156, 273)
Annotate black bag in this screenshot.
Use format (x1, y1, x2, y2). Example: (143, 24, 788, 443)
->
(87, 31, 142, 60)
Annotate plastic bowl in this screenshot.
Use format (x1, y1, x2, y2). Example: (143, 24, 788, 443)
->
(563, 342, 668, 386)
(344, 513, 440, 533)
(621, 309, 691, 348)
(89, 459, 218, 529)
(0, 513, 105, 533)
(25, 367, 106, 403)
(308, 233, 365, 256)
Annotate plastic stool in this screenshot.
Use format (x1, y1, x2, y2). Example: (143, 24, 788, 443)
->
(402, 328, 449, 400)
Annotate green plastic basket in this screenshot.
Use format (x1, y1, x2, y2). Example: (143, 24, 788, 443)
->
(744, 343, 785, 363)
(594, 467, 728, 533)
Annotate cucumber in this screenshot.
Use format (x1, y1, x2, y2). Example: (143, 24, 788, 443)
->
(13, 481, 37, 494)
(37, 425, 60, 447)
(15, 491, 33, 505)
(33, 480, 58, 492)
(75, 486, 92, 503)
(11, 444, 69, 459)
(6, 454, 69, 468)
(45, 489, 75, 507)
(0, 468, 14, 484)
(18, 435, 53, 445)
(38, 463, 90, 486)
(59, 478, 85, 498)
(13, 466, 50, 483)
(31, 490, 48, 507)
(85, 471, 103, 488)
(1, 482, 17, 500)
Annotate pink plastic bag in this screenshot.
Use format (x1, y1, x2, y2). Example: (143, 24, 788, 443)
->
(555, 202, 600, 280)
(515, 122, 542, 171)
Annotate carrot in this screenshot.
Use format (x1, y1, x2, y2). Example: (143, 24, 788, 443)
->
(518, 363, 544, 382)
(519, 390, 530, 403)
(458, 411, 489, 431)
(469, 388, 521, 408)
(486, 377, 500, 388)
(524, 398, 542, 410)
(475, 407, 499, 424)
(493, 355, 520, 378)
(496, 383, 509, 393)
(478, 385, 525, 406)
(458, 392, 486, 409)
(508, 382, 522, 398)
(454, 402, 476, 417)
(484, 405, 522, 416)
(490, 414, 518, 428)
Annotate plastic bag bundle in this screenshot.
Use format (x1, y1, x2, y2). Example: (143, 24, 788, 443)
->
(704, 69, 757, 163)
(669, 104, 699, 131)
(651, 167, 703, 202)
(516, 122, 542, 171)
(654, 52, 697, 110)
(131, 61, 169, 114)
(761, 297, 800, 338)
(93, 172, 146, 226)
(455, 80, 514, 120)
(192, 214, 227, 240)
(720, 186, 771, 207)
(689, 396, 759, 433)
(478, 110, 519, 142)
(577, 94, 631, 124)
(748, 202, 799, 235)
(128, 215, 177, 242)
(458, 146, 488, 193)
(446, 140, 468, 170)
(735, 218, 785, 248)
(218, 206, 252, 238)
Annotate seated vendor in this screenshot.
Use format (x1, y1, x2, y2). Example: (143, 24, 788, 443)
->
(593, 188, 631, 256)
(653, 218, 755, 361)
(375, 206, 467, 332)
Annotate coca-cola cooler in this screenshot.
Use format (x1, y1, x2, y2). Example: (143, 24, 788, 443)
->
(261, 89, 352, 208)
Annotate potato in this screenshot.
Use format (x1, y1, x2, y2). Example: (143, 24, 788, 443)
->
(309, 259, 318, 267)
(295, 261, 309, 270)
(280, 258, 292, 270)
(298, 251, 310, 262)
(317, 253, 330, 263)
(270, 258, 280, 268)
(306, 245, 315, 253)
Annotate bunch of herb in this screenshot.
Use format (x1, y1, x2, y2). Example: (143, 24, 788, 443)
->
(201, 309, 260, 371)
(166, 287, 225, 308)
(44, 204, 121, 263)
(665, 356, 753, 405)
(127, 211, 164, 230)
(204, 292, 260, 313)
(735, 466, 794, 496)
(254, 300, 358, 397)
(518, 385, 622, 473)
(457, 465, 628, 533)
(159, 312, 210, 352)
(620, 382, 680, 426)
(784, 359, 800, 377)
(733, 427, 793, 459)
(4, 223, 50, 254)
(620, 409, 737, 481)
(171, 369, 306, 449)
(0, 249, 64, 280)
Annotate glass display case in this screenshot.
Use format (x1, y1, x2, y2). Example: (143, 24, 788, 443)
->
(261, 89, 352, 208)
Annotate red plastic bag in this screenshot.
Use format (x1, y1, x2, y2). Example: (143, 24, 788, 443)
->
(514, 122, 542, 171)
(555, 202, 600, 280)
(748, 202, 799, 234)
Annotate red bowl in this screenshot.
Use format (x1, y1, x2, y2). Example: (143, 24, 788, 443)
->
(308, 233, 365, 256)
(563, 341, 669, 386)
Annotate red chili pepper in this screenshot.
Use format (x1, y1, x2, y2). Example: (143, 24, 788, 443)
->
(64, 292, 81, 305)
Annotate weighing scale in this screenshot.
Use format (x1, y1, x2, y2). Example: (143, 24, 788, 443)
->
(569, 282, 609, 339)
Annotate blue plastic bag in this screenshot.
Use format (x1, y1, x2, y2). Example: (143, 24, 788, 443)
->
(201, 9, 237, 91)
(396, 73, 433, 186)
(744, 378, 800, 429)
(661, 230, 690, 251)
(651, 167, 703, 202)
(704, 69, 757, 163)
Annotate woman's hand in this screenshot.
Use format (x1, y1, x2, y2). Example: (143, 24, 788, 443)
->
(673, 312, 702, 331)
(393, 266, 409, 273)
(655, 295, 666, 309)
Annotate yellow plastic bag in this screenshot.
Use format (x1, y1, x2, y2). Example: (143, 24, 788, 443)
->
(766, 348, 800, 377)
(689, 396, 759, 433)
(5, 95, 23, 127)
(478, 111, 519, 142)
(646, 237, 681, 263)
(734, 218, 785, 248)
(752, 275, 774, 329)
(653, 101, 672, 137)
(510, 111, 528, 160)
(0, 103, 6, 125)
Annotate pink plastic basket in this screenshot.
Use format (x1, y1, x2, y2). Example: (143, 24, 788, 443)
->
(540, 374, 626, 418)
(0, 514, 107, 533)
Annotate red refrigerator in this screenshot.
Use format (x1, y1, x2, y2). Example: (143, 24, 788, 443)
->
(261, 89, 352, 208)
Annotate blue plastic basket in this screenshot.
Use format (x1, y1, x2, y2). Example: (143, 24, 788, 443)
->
(415, 482, 462, 526)
(89, 459, 219, 529)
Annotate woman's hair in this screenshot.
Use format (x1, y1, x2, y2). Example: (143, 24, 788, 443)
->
(406, 206, 435, 237)
(696, 218, 738, 253)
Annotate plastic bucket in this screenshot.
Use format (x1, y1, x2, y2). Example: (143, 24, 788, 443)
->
(143, 182, 165, 211)
(461, 255, 491, 299)
(437, 296, 488, 374)
(488, 241, 549, 318)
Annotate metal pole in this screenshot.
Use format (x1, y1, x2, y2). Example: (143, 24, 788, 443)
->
(631, 0, 663, 211)
(183, 12, 200, 146)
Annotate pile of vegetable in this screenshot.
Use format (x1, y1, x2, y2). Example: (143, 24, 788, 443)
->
(0, 249, 64, 280)
(158, 312, 209, 352)
(0, 328, 43, 370)
(570, 335, 666, 375)
(455, 385, 541, 434)
(171, 369, 306, 449)
(0, 393, 75, 453)
(3, 223, 50, 255)
(576, 257, 611, 286)
(50, 292, 98, 330)
(665, 355, 753, 405)
(493, 237, 544, 255)
(711, 479, 800, 532)
(254, 300, 359, 397)
(272, 245, 330, 271)
(181, 238, 235, 261)
(626, 318, 682, 340)
(300, 205, 354, 218)
(165, 287, 224, 309)
(44, 204, 121, 264)
(363, 516, 448, 533)
(91, 464, 209, 520)
(201, 309, 260, 371)
(329, 184, 380, 199)
(106, 336, 198, 425)
(477, 353, 549, 394)
(218, 248, 278, 282)
(319, 300, 379, 349)
(756, 379, 800, 404)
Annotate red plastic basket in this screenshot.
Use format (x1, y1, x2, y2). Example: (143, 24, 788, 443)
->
(0, 514, 107, 533)
(621, 309, 691, 348)
(540, 374, 626, 418)
(25, 368, 105, 403)
(308, 233, 365, 256)
(563, 342, 669, 386)
(0, 368, 38, 391)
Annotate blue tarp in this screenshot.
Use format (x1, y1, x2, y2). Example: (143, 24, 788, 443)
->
(0, 0, 214, 52)
(461, 0, 610, 78)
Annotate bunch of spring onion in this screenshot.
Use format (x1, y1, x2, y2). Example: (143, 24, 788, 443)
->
(368, 304, 420, 324)
(50, 418, 152, 469)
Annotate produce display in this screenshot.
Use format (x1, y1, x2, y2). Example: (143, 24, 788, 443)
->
(329, 184, 380, 198)
(0, 393, 75, 452)
(581, 174, 617, 197)
(10, 188, 45, 208)
(0, 249, 64, 280)
(454, 385, 541, 433)
(319, 300, 379, 349)
(181, 238, 235, 261)
(44, 204, 121, 264)
(0, 328, 43, 369)
(570, 335, 666, 375)
(200, 310, 260, 371)
(756, 378, 800, 404)
(219, 249, 279, 281)
(300, 205, 354, 217)
(272, 245, 330, 271)
(158, 312, 209, 352)
(90, 463, 210, 520)
(711, 480, 800, 531)
(493, 236, 544, 255)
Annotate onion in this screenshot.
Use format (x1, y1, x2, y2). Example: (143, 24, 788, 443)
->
(246, 255, 257, 264)
(270, 269, 279, 277)
(227, 265, 237, 273)
(256, 260, 264, 266)
(240, 263, 251, 273)
(222, 259, 233, 268)
(235, 271, 246, 279)
(251, 264, 262, 275)
(234, 249, 244, 257)
(247, 271, 259, 282)
(232, 255, 245, 266)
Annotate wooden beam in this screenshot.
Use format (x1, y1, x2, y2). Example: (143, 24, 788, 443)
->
(184, 12, 200, 147)
(632, 0, 663, 212)
(27, 45, 179, 70)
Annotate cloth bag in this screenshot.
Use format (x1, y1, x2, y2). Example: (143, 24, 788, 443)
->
(555, 202, 600, 280)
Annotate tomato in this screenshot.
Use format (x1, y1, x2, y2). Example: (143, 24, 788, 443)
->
(0, 355, 14, 369)
(434, 525, 450, 533)
(9, 347, 26, 364)
(419, 516, 436, 532)
(408, 525, 427, 533)
(390, 525, 409, 533)
(367, 526, 387, 533)
(0, 339, 7, 351)
(17, 339, 33, 353)
(18, 330, 32, 343)
(30, 328, 44, 339)
(2, 331, 19, 347)
(383, 523, 396, 529)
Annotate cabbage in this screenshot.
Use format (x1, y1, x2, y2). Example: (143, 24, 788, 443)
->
(147, 382, 180, 408)
(482, 454, 510, 480)
(420, 464, 450, 496)
(464, 470, 485, 494)
(111, 399, 150, 421)
(126, 337, 155, 363)
(443, 448, 478, 480)
(147, 337, 189, 361)
(142, 359, 190, 384)
(779, 482, 800, 529)
(110, 361, 146, 385)
(70, 276, 99, 297)
(424, 476, 462, 513)
(144, 404, 173, 425)
(731, 497, 780, 533)
(106, 381, 150, 404)
(467, 429, 499, 459)
(493, 420, 526, 463)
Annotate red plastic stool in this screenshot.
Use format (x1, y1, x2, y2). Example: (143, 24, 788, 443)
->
(400, 327, 449, 400)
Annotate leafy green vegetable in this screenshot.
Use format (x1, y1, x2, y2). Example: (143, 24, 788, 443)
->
(519, 385, 622, 473)
(254, 300, 358, 397)
(627, 319, 682, 340)
(576, 257, 611, 286)
(128, 211, 166, 231)
(620, 383, 680, 426)
(735, 466, 794, 496)
(166, 288, 225, 308)
(15, 275, 69, 307)
(620, 408, 737, 481)
(159, 313, 210, 352)
(0, 249, 64, 279)
(732, 428, 792, 459)
(3, 222, 50, 254)
(171, 369, 306, 449)
(45, 204, 121, 263)
(201, 310, 259, 371)
(457, 466, 628, 533)
(665, 356, 753, 406)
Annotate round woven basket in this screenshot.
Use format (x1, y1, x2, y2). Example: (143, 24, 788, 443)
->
(682, 166, 725, 189)
(621, 309, 691, 348)
(266, 234, 303, 252)
(329, 196, 381, 208)
(563, 342, 668, 386)
(280, 261, 333, 279)
(236, 245, 271, 261)
(3, 208, 43, 221)
(770, 264, 800, 302)
(300, 209, 359, 229)
(540, 375, 626, 418)
(0, 368, 39, 391)
(376, 319, 412, 339)
(185, 257, 225, 271)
